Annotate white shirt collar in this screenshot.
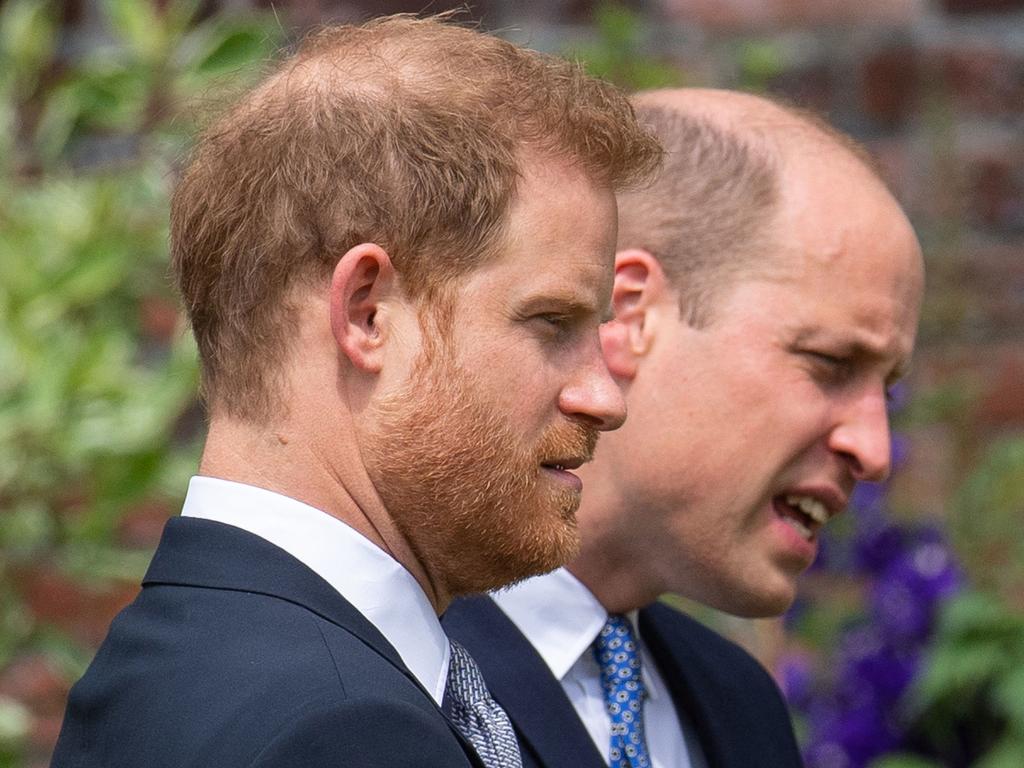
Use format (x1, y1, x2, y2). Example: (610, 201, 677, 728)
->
(492, 567, 663, 702)
(492, 567, 608, 680)
(180, 475, 449, 704)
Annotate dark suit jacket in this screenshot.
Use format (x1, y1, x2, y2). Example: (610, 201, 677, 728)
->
(443, 594, 802, 768)
(52, 517, 484, 767)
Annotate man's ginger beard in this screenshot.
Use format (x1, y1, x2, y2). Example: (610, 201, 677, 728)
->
(363, 348, 598, 597)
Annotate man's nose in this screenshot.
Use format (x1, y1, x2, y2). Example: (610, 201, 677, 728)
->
(558, 351, 627, 432)
(827, 384, 893, 483)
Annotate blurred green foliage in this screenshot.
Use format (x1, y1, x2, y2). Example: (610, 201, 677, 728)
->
(569, 2, 683, 90)
(872, 591, 1024, 768)
(951, 437, 1024, 601)
(0, 1, 278, 762)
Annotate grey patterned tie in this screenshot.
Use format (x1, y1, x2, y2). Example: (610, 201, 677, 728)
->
(446, 639, 524, 768)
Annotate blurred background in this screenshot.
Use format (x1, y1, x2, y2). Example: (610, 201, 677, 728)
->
(0, 1, 1021, 766)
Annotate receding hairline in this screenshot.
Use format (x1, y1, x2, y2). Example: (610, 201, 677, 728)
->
(615, 87, 904, 326)
(633, 87, 889, 190)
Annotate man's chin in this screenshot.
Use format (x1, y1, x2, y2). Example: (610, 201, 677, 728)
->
(692, 574, 799, 619)
(445, 515, 581, 597)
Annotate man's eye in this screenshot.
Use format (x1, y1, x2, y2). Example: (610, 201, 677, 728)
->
(809, 351, 845, 365)
(535, 314, 571, 329)
(805, 351, 854, 382)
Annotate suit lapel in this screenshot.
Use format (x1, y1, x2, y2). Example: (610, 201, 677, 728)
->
(639, 603, 740, 768)
(144, 517, 486, 768)
(443, 595, 606, 768)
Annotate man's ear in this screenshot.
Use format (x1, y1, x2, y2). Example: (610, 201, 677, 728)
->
(600, 248, 670, 380)
(330, 243, 397, 374)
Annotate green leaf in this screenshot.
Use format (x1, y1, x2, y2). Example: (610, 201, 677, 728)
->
(0, 499, 56, 552)
(571, 2, 684, 90)
(0, 0, 57, 88)
(870, 754, 944, 768)
(992, 665, 1024, 729)
(593, 1, 640, 49)
(976, 739, 1024, 768)
(737, 40, 785, 91)
(911, 643, 1008, 711)
(0, 696, 31, 744)
(934, 591, 1024, 643)
(196, 26, 273, 76)
(32, 82, 82, 162)
(102, 0, 163, 62)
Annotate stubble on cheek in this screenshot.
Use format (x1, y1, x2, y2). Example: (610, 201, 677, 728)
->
(362, 361, 597, 596)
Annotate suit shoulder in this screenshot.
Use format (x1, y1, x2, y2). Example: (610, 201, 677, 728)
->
(248, 695, 475, 768)
(641, 601, 785, 699)
(641, 601, 802, 765)
(54, 586, 441, 767)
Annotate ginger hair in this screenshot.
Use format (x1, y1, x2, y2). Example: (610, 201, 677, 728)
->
(170, 14, 662, 420)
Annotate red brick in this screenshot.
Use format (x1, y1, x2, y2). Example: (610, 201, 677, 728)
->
(116, 500, 173, 549)
(864, 138, 915, 202)
(29, 714, 64, 755)
(139, 295, 181, 345)
(861, 45, 919, 127)
(955, 243, 1024, 336)
(0, 655, 69, 717)
(935, 47, 1024, 116)
(765, 63, 835, 116)
(969, 155, 1024, 230)
(977, 350, 1024, 426)
(13, 564, 139, 648)
(941, 0, 1024, 13)
(660, 0, 923, 29)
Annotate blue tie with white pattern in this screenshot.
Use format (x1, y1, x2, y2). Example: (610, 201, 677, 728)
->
(593, 615, 652, 768)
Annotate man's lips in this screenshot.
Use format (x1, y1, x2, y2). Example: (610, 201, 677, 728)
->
(540, 456, 587, 471)
(771, 487, 847, 542)
(539, 457, 589, 492)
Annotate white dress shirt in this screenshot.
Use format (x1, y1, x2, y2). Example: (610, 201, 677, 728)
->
(493, 568, 707, 768)
(180, 475, 449, 704)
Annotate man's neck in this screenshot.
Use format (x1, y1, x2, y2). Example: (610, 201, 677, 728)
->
(198, 415, 450, 613)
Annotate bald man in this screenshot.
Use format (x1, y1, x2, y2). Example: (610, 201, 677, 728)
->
(444, 89, 924, 768)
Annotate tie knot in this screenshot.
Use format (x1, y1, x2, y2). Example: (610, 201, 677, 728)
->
(445, 639, 524, 768)
(447, 639, 488, 707)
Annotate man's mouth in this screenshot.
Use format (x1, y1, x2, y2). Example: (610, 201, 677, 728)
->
(772, 493, 836, 541)
(540, 457, 586, 472)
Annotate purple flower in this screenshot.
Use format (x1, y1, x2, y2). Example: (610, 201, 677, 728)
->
(805, 695, 904, 768)
(854, 521, 906, 575)
(837, 627, 919, 706)
(823, 703, 903, 767)
(870, 539, 962, 644)
(890, 433, 910, 471)
(778, 651, 815, 710)
(886, 382, 910, 412)
(784, 594, 810, 630)
(804, 738, 854, 768)
(850, 482, 888, 517)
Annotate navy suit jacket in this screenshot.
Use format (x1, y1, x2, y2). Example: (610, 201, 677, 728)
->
(443, 594, 802, 768)
(52, 517, 484, 767)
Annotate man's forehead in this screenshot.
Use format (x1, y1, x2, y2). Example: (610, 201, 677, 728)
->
(509, 257, 615, 308)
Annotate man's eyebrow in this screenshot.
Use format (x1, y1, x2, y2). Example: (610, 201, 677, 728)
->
(792, 328, 913, 379)
(517, 292, 602, 316)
